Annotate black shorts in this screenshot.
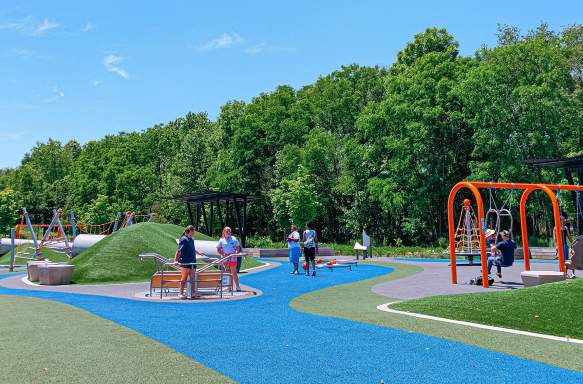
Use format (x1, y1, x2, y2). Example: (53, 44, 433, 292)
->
(179, 263, 196, 269)
(304, 247, 316, 261)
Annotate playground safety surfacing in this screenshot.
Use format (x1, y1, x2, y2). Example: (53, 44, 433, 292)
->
(1, 259, 582, 383)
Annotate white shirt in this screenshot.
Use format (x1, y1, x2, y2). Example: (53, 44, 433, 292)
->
(288, 231, 300, 249)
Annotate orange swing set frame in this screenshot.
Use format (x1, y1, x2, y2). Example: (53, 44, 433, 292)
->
(448, 181, 583, 288)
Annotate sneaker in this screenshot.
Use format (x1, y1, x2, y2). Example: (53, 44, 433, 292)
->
(236, 287, 242, 292)
(496, 273, 502, 278)
(311, 271, 316, 277)
(290, 271, 295, 274)
(305, 271, 310, 276)
(178, 294, 187, 300)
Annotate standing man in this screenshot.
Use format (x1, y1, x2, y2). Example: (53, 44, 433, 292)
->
(175, 225, 205, 299)
(302, 223, 319, 277)
(217, 226, 242, 292)
(287, 224, 301, 274)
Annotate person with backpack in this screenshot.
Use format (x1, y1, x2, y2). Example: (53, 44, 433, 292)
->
(302, 223, 318, 277)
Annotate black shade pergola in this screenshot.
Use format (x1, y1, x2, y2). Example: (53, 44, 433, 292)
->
(172, 192, 259, 247)
(526, 155, 583, 234)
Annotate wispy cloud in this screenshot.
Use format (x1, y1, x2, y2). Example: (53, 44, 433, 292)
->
(0, 131, 26, 141)
(245, 42, 296, 55)
(245, 42, 267, 54)
(42, 86, 64, 103)
(0, 16, 59, 36)
(200, 32, 244, 51)
(83, 22, 94, 32)
(31, 18, 59, 36)
(10, 48, 33, 57)
(0, 17, 30, 31)
(104, 54, 129, 79)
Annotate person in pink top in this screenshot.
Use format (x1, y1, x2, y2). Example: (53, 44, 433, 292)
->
(217, 227, 242, 291)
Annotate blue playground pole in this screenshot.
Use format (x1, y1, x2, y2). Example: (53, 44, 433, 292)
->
(21, 208, 39, 250)
(70, 211, 77, 240)
(9, 228, 15, 272)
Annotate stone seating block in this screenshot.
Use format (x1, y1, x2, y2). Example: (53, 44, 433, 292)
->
(38, 264, 75, 285)
(27, 261, 57, 282)
(520, 270, 564, 287)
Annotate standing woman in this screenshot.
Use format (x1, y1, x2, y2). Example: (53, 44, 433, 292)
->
(217, 226, 242, 292)
(302, 223, 319, 277)
(287, 224, 301, 274)
(175, 225, 205, 299)
(553, 213, 573, 261)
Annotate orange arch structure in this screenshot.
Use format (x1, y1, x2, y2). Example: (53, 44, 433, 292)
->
(448, 181, 583, 288)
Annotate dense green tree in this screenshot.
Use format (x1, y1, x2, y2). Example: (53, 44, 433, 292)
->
(1, 23, 581, 245)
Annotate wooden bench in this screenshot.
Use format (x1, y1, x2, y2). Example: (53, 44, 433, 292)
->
(149, 271, 232, 298)
(515, 247, 556, 260)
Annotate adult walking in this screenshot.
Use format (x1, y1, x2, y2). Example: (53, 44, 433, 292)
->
(287, 224, 301, 274)
(302, 223, 318, 277)
(217, 226, 242, 292)
(175, 225, 205, 299)
(553, 213, 573, 261)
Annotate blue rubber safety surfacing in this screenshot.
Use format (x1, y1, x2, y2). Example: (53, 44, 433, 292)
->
(1, 261, 582, 384)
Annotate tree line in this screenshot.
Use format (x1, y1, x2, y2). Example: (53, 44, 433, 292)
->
(1, 24, 582, 245)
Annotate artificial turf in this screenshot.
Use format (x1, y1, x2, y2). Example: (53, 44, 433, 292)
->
(0, 245, 70, 265)
(290, 261, 583, 372)
(0, 295, 233, 384)
(392, 277, 583, 340)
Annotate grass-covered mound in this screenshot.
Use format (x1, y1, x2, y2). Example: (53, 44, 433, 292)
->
(392, 278, 583, 340)
(70, 222, 263, 284)
(70, 222, 211, 284)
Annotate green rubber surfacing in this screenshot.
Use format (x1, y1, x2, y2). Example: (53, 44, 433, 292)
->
(0, 295, 233, 384)
(290, 261, 583, 372)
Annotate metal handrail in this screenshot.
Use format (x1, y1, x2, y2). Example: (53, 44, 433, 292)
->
(197, 252, 247, 272)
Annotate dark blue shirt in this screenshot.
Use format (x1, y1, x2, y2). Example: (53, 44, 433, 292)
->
(496, 239, 515, 266)
(177, 236, 196, 264)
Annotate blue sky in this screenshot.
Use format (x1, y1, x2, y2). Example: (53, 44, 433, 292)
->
(0, 1, 580, 168)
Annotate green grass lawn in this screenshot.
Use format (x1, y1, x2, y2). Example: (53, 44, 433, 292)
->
(0, 245, 70, 265)
(0, 295, 232, 384)
(392, 278, 583, 340)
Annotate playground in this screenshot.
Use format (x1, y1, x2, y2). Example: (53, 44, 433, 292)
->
(1, 179, 583, 383)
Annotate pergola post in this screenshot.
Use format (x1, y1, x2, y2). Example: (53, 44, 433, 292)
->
(209, 201, 214, 237)
(195, 203, 201, 231)
(242, 195, 248, 247)
(200, 202, 210, 236)
(216, 199, 224, 230)
(186, 202, 194, 227)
